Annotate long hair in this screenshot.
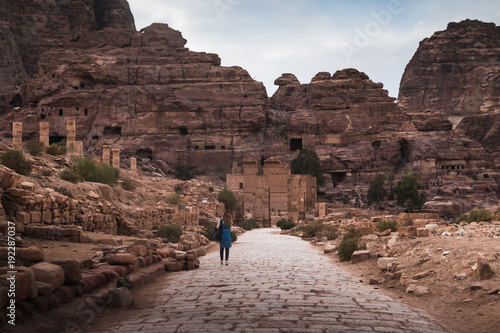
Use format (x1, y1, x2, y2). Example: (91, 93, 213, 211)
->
(222, 211, 233, 227)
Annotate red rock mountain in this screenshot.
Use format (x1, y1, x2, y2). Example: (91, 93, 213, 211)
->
(0, 2, 498, 216)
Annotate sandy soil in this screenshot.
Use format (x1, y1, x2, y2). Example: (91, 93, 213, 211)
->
(327, 232, 500, 333)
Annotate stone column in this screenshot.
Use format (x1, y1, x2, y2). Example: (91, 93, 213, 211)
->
(112, 148, 120, 169)
(39, 122, 49, 147)
(130, 157, 137, 174)
(12, 122, 22, 149)
(66, 118, 76, 154)
(74, 141, 83, 156)
(102, 145, 111, 165)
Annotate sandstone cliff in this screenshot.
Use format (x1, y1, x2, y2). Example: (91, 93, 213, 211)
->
(399, 19, 500, 166)
(398, 19, 500, 117)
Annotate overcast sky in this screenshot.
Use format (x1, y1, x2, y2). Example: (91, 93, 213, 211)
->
(127, 0, 500, 99)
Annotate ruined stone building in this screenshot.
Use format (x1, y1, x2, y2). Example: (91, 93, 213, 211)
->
(226, 159, 316, 226)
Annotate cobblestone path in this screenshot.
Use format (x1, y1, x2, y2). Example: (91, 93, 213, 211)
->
(85, 228, 448, 333)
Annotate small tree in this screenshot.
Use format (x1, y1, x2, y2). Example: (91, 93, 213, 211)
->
(367, 174, 387, 209)
(175, 165, 195, 181)
(394, 171, 426, 212)
(1, 149, 32, 175)
(217, 189, 237, 211)
(291, 149, 325, 186)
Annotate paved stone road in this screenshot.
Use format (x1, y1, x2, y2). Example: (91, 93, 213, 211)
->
(85, 228, 448, 333)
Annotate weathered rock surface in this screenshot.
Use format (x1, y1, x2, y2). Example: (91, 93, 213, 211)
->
(399, 19, 500, 117)
(31, 262, 65, 293)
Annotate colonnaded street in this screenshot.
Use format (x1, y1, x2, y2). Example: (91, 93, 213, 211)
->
(84, 228, 448, 333)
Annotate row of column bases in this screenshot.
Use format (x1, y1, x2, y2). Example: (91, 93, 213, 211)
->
(12, 121, 137, 175)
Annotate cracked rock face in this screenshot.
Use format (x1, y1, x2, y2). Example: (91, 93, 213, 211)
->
(398, 19, 500, 118)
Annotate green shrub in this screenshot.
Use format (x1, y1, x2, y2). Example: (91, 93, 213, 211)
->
(367, 174, 387, 207)
(75, 157, 119, 185)
(156, 224, 183, 243)
(121, 178, 136, 191)
(217, 189, 237, 210)
(175, 165, 195, 180)
(25, 139, 45, 156)
(394, 171, 426, 212)
(276, 218, 296, 230)
(1, 149, 32, 175)
(116, 274, 132, 288)
(45, 143, 66, 156)
(291, 149, 325, 186)
(338, 238, 361, 262)
(174, 184, 182, 194)
(456, 208, 493, 223)
(230, 231, 237, 242)
(338, 227, 364, 262)
(319, 224, 339, 240)
(376, 218, 398, 232)
(166, 193, 181, 205)
(60, 169, 81, 183)
(208, 185, 214, 192)
(301, 221, 324, 238)
(240, 218, 259, 231)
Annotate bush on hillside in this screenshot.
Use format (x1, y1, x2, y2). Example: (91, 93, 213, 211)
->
(25, 139, 45, 156)
(376, 218, 398, 232)
(156, 224, 183, 243)
(45, 143, 66, 156)
(1, 149, 32, 175)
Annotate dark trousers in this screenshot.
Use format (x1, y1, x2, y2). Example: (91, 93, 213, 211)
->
(220, 247, 229, 261)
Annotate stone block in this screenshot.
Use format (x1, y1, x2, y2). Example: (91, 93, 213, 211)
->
(476, 257, 494, 281)
(129, 245, 148, 257)
(324, 244, 337, 254)
(377, 257, 398, 271)
(31, 262, 65, 293)
(97, 236, 118, 246)
(425, 223, 439, 233)
(398, 226, 417, 237)
(51, 260, 82, 284)
(20, 181, 35, 191)
(42, 210, 52, 223)
(30, 211, 42, 223)
(16, 211, 30, 224)
(0, 165, 21, 190)
(165, 261, 185, 271)
(105, 253, 135, 265)
(107, 288, 134, 308)
(32, 226, 48, 238)
(351, 250, 371, 264)
(18, 246, 44, 262)
(36, 281, 53, 296)
(416, 228, 430, 237)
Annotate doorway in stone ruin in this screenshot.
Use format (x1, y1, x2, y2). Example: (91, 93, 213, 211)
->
(331, 172, 347, 188)
(136, 148, 153, 160)
(290, 138, 303, 151)
(49, 136, 65, 145)
(103, 126, 122, 135)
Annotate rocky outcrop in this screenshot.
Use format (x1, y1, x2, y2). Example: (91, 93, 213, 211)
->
(5, 21, 268, 168)
(272, 69, 402, 135)
(398, 19, 500, 117)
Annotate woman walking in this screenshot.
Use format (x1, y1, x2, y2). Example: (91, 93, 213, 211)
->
(217, 211, 232, 265)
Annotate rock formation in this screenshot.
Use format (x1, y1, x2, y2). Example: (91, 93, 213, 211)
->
(398, 19, 500, 118)
(0, 1, 497, 217)
(398, 18, 500, 169)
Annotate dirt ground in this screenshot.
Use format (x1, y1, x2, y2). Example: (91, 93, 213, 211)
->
(327, 231, 500, 333)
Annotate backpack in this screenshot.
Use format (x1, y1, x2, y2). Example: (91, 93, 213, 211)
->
(212, 219, 224, 241)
